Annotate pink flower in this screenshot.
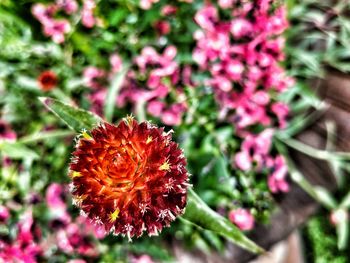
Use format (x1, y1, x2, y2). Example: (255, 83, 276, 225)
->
(234, 151, 252, 171)
(161, 5, 177, 16)
(161, 103, 186, 126)
(140, 0, 159, 10)
(82, 0, 96, 28)
(118, 45, 187, 126)
(147, 100, 165, 117)
(192, 1, 293, 144)
(225, 60, 244, 81)
(57, 223, 98, 257)
(218, 0, 234, 9)
(271, 102, 289, 128)
(46, 183, 71, 226)
(56, 0, 78, 14)
(89, 89, 107, 116)
(17, 210, 36, 245)
(68, 260, 87, 263)
(0, 205, 9, 223)
(228, 208, 254, 231)
(230, 18, 253, 38)
(0, 121, 17, 142)
(46, 183, 66, 209)
(252, 91, 270, 106)
(76, 215, 107, 239)
(132, 255, 155, 263)
(31, 3, 57, 24)
(83, 66, 106, 89)
(267, 6, 289, 35)
(268, 155, 289, 193)
(43, 19, 71, 44)
(194, 5, 218, 31)
(110, 53, 123, 73)
(235, 129, 274, 171)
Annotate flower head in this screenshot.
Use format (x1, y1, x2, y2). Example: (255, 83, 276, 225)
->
(69, 117, 189, 240)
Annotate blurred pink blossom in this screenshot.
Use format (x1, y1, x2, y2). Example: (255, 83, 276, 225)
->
(234, 151, 252, 171)
(161, 103, 187, 126)
(161, 5, 177, 16)
(147, 100, 165, 117)
(132, 255, 155, 263)
(76, 215, 107, 240)
(46, 183, 71, 226)
(267, 155, 289, 193)
(82, 0, 96, 28)
(0, 205, 9, 223)
(57, 223, 98, 257)
(140, 0, 159, 10)
(110, 53, 123, 73)
(118, 45, 188, 126)
(56, 0, 78, 14)
(43, 19, 71, 44)
(234, 129, 274, 171)
(271, 102, 289, 128)
(31, 3, 57, 24)
(218, 0, 234, 9)
(0, 121, 17, 142)
(83, 66, 107, 89)
(194, 5, 218, 31)
(230, 18, 253, 38)
(228, 208, 254, 231)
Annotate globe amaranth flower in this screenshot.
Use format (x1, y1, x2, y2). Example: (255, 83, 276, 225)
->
(69, 117, 189, 240)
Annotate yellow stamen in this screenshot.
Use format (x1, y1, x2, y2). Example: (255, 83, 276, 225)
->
(159, 160, 171, 171)
(146, 136, 153, 144)
(109, 208, 120, 222)
(71, 171, 83, 178)
(82, 131, 92, 140)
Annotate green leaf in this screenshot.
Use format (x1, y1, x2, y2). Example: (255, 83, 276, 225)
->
(0, 141, 39, 160)
(39, 97, 102, 132)
(183, 189, 264, 254)
(314, 187, 337, 210)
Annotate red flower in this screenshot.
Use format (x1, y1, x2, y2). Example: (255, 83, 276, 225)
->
(38, 71, 58, 91)
(154, 20, 171, 35)
(69, 117, 189, 240)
